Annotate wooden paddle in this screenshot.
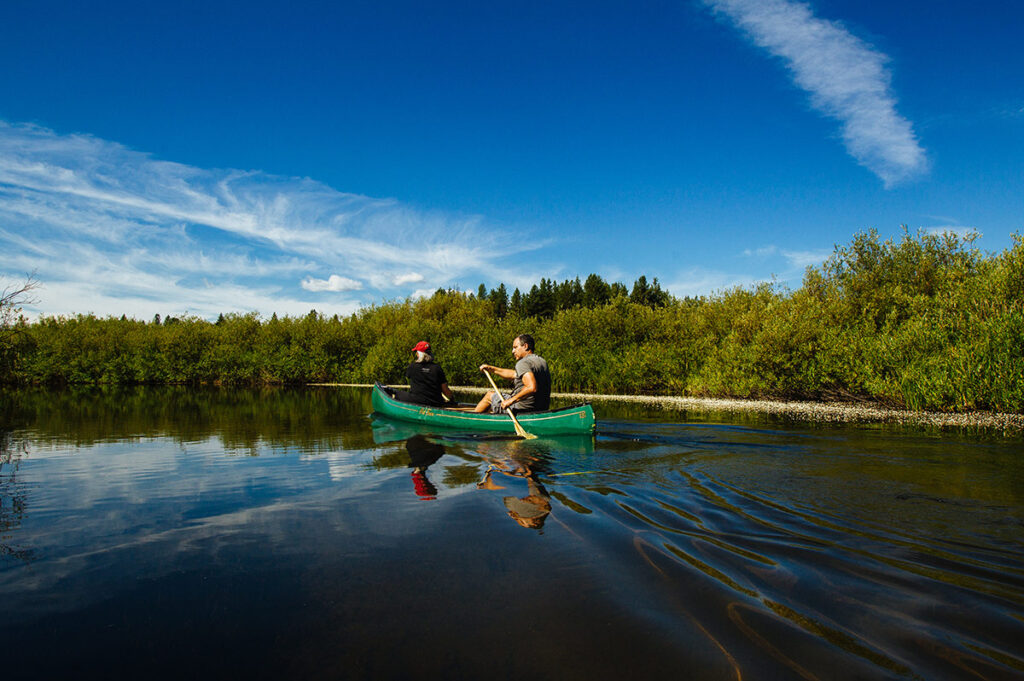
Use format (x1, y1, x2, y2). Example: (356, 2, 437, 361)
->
(482, 369, 537, 439)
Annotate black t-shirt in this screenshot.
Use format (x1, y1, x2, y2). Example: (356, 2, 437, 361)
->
(405, 361, 448, 406)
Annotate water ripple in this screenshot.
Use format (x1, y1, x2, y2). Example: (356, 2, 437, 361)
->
(545, 422, 1024, 679)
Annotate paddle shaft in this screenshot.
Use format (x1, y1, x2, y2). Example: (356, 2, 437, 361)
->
(482, 370, 536, 439)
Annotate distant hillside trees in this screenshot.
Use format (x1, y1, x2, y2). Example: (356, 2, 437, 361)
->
(3, 230, 1023, 413)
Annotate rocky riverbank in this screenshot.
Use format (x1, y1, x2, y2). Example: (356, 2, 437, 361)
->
(556, 391, 1024, 430)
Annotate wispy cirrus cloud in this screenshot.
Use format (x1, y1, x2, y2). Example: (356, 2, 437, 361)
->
(704, 0, 928, 186)
(742, 245, 779, 258)
(781, 248, 832, 269)
(0, 122, 535, 319)
(743, 243, 831, 269)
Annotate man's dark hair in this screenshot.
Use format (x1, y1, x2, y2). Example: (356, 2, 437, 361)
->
(516, 333, 535, 351)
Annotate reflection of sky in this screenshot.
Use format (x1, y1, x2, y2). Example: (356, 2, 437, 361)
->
(5, 413, 1024, 679)
(0, 434, 476, 619)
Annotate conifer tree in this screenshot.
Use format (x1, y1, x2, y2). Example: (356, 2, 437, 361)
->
(583, 273, 611, 307)
(489, 283, 509, 318)
(510, 288, 524, 316)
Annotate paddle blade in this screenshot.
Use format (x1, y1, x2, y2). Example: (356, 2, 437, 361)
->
(509, 413, 537, 439)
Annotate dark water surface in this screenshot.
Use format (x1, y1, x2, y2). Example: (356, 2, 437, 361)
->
(2, 386, 1022, 680)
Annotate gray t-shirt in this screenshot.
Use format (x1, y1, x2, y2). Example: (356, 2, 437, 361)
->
(512, 353, 551, 412)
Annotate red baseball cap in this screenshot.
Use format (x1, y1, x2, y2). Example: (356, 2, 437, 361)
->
(411, 341, 431, 353)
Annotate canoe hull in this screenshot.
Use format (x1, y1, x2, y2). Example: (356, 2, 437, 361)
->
(371, 384, 596, 436)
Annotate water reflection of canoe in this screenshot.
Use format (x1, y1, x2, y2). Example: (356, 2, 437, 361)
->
(372, 383, 596, 436)
(369, 413, 596, 455)
(368, 411, 598, 454)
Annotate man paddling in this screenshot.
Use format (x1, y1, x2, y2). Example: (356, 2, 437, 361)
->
(473, 334, 551, 413)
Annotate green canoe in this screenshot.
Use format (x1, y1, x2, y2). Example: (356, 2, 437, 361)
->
(371, 383, 596, 436)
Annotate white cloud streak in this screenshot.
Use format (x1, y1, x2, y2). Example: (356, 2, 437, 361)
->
(301, 275, 364, 292)
(0, 122, 535, 319)
(741, 243, 833, 283)
(392, 272, 424, 286)
(780, 248, 831, 269)
(743, 245, 778, 257)
(705, 0, 928, 186)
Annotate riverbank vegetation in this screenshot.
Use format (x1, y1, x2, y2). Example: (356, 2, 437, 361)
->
(2, 229, 1022, 413)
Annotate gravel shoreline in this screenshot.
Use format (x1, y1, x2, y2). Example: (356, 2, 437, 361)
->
(558, 392, 1024, 430)
(316, 383, 1024, 431)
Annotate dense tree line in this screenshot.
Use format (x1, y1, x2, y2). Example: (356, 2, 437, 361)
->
(2, 229, 1022, 413)
(469, 273, 668, 319)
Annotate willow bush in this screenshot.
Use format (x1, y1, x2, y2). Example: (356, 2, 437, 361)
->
(3, 229, 1022, 413)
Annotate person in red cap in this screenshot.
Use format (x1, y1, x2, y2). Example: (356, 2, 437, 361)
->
(393, 341, 454, 407)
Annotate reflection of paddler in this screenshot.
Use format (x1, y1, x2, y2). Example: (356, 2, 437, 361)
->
(411, 471, 437, 500)
(406, 434, 444, 471)
(477, 457, 552, 530)
(406, 434, 445, 500)
(503, 477, 551, 529)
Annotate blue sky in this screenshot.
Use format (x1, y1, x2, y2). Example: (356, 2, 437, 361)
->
(1, 0, 1021, 319)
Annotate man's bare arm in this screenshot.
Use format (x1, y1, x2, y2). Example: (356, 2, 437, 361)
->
(479, 364, 516, 380)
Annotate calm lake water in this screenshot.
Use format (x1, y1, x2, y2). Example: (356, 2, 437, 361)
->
(2, 386, 1023, 680)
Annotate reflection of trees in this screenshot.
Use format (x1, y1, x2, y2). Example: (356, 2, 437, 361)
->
(442, 464, 485, 488)
(369, 436, 488, 493)
(0, 385, 377, 454)
(0, 428, 33, 563)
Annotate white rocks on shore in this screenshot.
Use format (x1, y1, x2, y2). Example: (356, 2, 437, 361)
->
(556, 392, 1024, 430)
